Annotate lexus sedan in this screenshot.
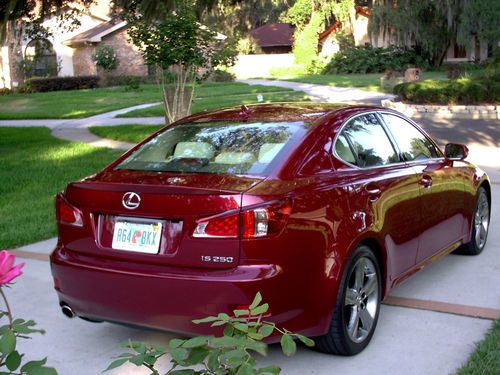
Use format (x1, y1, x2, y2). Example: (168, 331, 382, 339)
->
(50, 103, 491, 355)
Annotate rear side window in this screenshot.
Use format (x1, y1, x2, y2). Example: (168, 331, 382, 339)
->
(381, 114, 440, 161)
(115, 121, 309, 175)
(335, 114, 399, 168)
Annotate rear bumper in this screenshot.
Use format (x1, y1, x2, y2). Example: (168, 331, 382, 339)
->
(50, 246, 333, 339)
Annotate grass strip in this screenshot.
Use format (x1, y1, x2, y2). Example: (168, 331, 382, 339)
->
(0, 127, 122, 248)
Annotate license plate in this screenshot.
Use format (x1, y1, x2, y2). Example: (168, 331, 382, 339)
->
(112, 220, 162, 254)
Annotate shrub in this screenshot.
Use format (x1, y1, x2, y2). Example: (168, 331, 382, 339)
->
(100, 75, 157, 87)
(209, 69, 235, 82)
(28, 76, 100, 92)
(323, 45, 428, 74)
(393, 75, 499, 105)
(0, 88, 12, 96)
(91, 45, 119, 72)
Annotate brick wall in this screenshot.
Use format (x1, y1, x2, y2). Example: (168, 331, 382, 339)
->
(101, 28, 148, 76)
(72, 28, 148, 77)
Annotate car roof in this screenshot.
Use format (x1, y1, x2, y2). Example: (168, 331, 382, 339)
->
(175, 103, 386, 127)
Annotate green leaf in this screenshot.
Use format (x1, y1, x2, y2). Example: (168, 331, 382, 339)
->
(104, 358, 129, 372)
(258, 325, 274, 338)
(296, 334, 315, 347)
(280, 334, 296, 357)
(210, 320, 227, 327)
(186, 347, 209, 365)
(12, 320, 44, 335)
(223, 325, 234, 337)
(210, 336, 239, 348)
(220, 349, 247, 367)
(250, 303, 269, 316)
(170, 347, 189, 363)
(192, 316, 218, 324)
(0, 329, 16, 356)
(217, 313, 230, 321)
(21, 358, 47, 372)
(169, 370, 195, 375)
(207, 349, 222, 371)
(257, 365, 281, 374)
(236, 363, 255, 375)
(247, 332, 264, 341)
(249, 292, 262, 310)
(234, 323, 249, 333)
(25, 366, 57, 375)
(233, 309, 250, 317)
(169, 338, 185, 349)
(182, 335, 211, 348)
(244, 339, 268, 357)
(129, 353, 145, 366)
(6, 350, 21, 371)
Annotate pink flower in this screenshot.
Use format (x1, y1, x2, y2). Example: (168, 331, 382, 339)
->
(0, 251, 24, 285)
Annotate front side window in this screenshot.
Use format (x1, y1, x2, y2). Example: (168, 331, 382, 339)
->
(335, 114, 399, 168)
(116, 121, 310, 175)
(381, 114, 440, 161)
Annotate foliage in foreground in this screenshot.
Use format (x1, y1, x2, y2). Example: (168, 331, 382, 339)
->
(0, 251, 57, 374)
(107, 293, 314, 374)
(457, 319, 500, 375)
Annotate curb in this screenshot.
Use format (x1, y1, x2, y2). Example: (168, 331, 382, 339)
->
(381, 99, 499, 120)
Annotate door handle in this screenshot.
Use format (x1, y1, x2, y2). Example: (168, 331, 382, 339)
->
(419, 175, 433, 188)
(363, 184, 381, 202)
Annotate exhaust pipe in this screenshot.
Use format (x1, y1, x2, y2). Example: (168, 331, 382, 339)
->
(61, 304, 75, 318)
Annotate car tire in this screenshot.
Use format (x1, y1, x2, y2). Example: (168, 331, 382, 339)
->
(455, 187, 490, 256)
(314, 244, 381, 356)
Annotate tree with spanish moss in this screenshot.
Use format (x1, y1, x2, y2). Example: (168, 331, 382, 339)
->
(369, 0, 500, 67)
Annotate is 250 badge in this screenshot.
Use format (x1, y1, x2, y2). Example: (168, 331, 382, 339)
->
(201, 255, 234, 263)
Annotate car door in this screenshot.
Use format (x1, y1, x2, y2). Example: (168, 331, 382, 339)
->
(379, 112, 466, 263)
(333, 112, 422, 278)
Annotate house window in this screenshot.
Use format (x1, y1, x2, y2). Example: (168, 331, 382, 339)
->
(454, 43, 467, 58)
(25, 39, 58, 77)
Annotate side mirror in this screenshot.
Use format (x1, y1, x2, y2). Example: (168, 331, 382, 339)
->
(445, 143, 469, 161)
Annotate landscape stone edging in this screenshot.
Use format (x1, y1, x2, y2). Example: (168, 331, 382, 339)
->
(381, 99, 499, 120)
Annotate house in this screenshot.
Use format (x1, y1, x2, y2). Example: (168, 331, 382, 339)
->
(0, 1, 148, 89)
(249, 23, 294, 54)
(318, 6, 492, 63)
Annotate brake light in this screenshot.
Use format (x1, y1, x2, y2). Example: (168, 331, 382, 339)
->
(193, 199, 292, 239)
(242, 199, 292, 238)
(56, 193, 83, 227)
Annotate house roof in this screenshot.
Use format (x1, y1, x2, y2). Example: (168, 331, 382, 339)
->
(318, 7, 371, 43)
(64, 20, 127, 46)
(249, 23, 294, 47)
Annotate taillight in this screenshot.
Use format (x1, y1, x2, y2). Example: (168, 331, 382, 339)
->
(193, 199, 292, 239)
(55, 193, 83, 227)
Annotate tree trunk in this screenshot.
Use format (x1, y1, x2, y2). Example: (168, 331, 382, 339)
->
(157, 64, 195, 124)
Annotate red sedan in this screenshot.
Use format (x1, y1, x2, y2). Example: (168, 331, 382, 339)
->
(51, 104, 491, 355)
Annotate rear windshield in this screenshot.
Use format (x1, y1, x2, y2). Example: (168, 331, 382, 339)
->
(115, 121, 310, 175)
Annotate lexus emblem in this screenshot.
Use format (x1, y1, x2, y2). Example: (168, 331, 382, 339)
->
(122, 192, 141, 210)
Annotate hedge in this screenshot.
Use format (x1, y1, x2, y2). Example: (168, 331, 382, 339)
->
(393, 75, 500, 105)
(323, 45, 428, 75)
(28, 76, 100, 92)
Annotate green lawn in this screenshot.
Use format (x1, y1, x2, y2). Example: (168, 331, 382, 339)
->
(91, 125, 163, 144)
(117, 88, 309, 118)
(457, 319, 500, 375)
(0, 82, 307, 120)
(0, 127, 121, 248)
